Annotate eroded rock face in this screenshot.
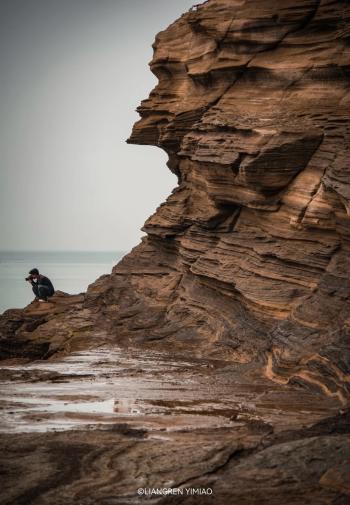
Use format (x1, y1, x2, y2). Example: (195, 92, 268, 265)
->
(116, 0, 350, 404)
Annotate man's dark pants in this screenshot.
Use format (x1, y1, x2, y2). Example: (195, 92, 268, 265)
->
(32, 284, 54, 301)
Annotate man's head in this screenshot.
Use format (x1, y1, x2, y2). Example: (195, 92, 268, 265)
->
(25, 268, 39, 282)
(29, 268, 39, 278)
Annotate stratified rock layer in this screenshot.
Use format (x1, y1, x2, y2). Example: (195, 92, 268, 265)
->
(114, 0, 350, 404)
(1, 1, 350, 503)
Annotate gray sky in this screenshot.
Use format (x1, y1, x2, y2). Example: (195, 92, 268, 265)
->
(0, 0, 195, 252)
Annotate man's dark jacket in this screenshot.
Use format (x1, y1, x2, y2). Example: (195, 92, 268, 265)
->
(32, 275, 55, 295)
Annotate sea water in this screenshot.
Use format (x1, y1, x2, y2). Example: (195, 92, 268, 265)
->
(0, 250, 125, 314)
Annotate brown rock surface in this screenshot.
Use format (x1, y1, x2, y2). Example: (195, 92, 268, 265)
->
(1, 1, 350, 504)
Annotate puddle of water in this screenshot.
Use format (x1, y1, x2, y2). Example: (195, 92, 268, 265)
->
(0, 346, 340, 434)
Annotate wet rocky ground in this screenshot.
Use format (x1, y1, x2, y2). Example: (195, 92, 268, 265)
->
(0, 345, 349, 504)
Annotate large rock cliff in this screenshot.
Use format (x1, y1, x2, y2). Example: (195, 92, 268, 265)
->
(119, 0, 350, 405)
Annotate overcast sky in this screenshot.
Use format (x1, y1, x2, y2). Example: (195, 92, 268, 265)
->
(0, 0, 195, 252)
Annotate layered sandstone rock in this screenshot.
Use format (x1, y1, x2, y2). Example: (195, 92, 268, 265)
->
(121, 0, 350, 404)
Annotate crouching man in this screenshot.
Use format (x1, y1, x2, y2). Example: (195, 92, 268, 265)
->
(26, 268, 55, 302)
